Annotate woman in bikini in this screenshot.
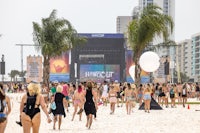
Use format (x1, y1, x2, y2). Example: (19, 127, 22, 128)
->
(137, 84, 144, 106)
(124, 83, 135, 115)
(182, 83, 188, 108)
(108, 85, 117, 114)
(143, 84, 151, 113)
(71, 85, 85, 121)
(0, 83, 11, 133)
(20, 82, 51, 133)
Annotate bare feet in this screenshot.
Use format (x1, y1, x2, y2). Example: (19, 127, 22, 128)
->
(86, 122, 88, 127)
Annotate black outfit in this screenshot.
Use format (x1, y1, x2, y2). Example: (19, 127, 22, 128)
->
(170, 89, 175, 98)
(158, 87, 164, 97)
(182, 88, 187, 97)
(84, 89, 96, 116)
(23, 93, 40, 119)
(52, 92, 66, 117)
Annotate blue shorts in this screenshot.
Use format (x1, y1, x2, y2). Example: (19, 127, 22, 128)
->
(144, 94, 151, 100)
(138, 94, 143, 99)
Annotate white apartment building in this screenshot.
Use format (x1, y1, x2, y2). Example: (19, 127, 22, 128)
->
(176, 39, 192, 79)
(116, 16, 132, 34)
(191, 33, 200, 82)
(139, 0, 175, 56)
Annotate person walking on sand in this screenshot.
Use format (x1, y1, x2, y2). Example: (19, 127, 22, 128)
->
(71, 85, 85, 121)
(137, 84, 144, 106)
(62, 82, 69, 112)
(101, 81, 108, 106)
(84, 81, 98, 129)
(113, 80, 120, 107)
(108, 85, 117, 114)
(182, 83, 188, 108)
(143, 84, 151, 113)
(124, 83, 135, 115)
(20, 82, 51, 133)
(0, 83, 11, 133)
(177, 83, 182, 104)
(51, 85, 68, 130)
(170, 84, 176, 108)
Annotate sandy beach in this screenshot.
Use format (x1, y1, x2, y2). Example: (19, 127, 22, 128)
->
(4, 93, 200, 133)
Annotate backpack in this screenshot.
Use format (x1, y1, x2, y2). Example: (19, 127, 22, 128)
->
(24, 93, 37, 116)
(170, 88, 174, 94)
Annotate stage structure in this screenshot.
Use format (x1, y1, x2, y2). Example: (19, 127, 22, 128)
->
(70, 33, 125, 83)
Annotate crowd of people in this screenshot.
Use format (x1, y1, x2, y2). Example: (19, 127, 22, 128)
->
(0, 80, 200, 132)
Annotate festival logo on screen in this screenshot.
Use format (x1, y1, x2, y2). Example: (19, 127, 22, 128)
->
(50, 52, 70, 82)
(80, 64, 120, 83)
(126, 50, 150, 83)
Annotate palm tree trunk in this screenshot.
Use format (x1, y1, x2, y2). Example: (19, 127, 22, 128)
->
(43, 55, 50, 91)
(134, 51, 142, 87)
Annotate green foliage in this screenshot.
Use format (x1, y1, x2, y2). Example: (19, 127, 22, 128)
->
(127, 5, 174, 85)
(32, 9, 86, 87)
(33, 9, 86, 58)
(8, 70, 20, 81)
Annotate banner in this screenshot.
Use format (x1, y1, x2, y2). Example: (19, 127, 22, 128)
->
(26, 56, 43, 83)
(50, 52, 70, 82)
(80, 64, 120, 83)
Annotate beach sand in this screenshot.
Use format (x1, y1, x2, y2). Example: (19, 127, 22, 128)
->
(4, 93, 200, 133)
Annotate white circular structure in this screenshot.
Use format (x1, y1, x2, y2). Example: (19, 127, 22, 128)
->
(139, 51, 160, 72)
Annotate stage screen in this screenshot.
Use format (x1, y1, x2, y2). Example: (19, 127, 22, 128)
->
(80, 64, 120, 83)
(50, 52, 70, 82)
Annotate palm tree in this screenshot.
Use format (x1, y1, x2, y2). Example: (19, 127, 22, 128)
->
(33, 9, 86, 88)
(8, 70, 20, 82)
(127, 5, 174, 86)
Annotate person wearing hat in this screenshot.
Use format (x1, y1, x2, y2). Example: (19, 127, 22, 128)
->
(0, 83, 11, 133)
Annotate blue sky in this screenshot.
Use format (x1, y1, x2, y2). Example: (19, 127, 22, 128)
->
(0, 0, 200, 77)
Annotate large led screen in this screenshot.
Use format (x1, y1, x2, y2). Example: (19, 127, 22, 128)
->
(80, 64, 120, 83)
(50, 52, 70, 82)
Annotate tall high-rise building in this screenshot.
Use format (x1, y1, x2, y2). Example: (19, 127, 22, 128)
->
(191, 33, 200, 82)
(139, 0, 175, 56)
(176, 40, 192, 79)
(116, 16, 132, 34)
